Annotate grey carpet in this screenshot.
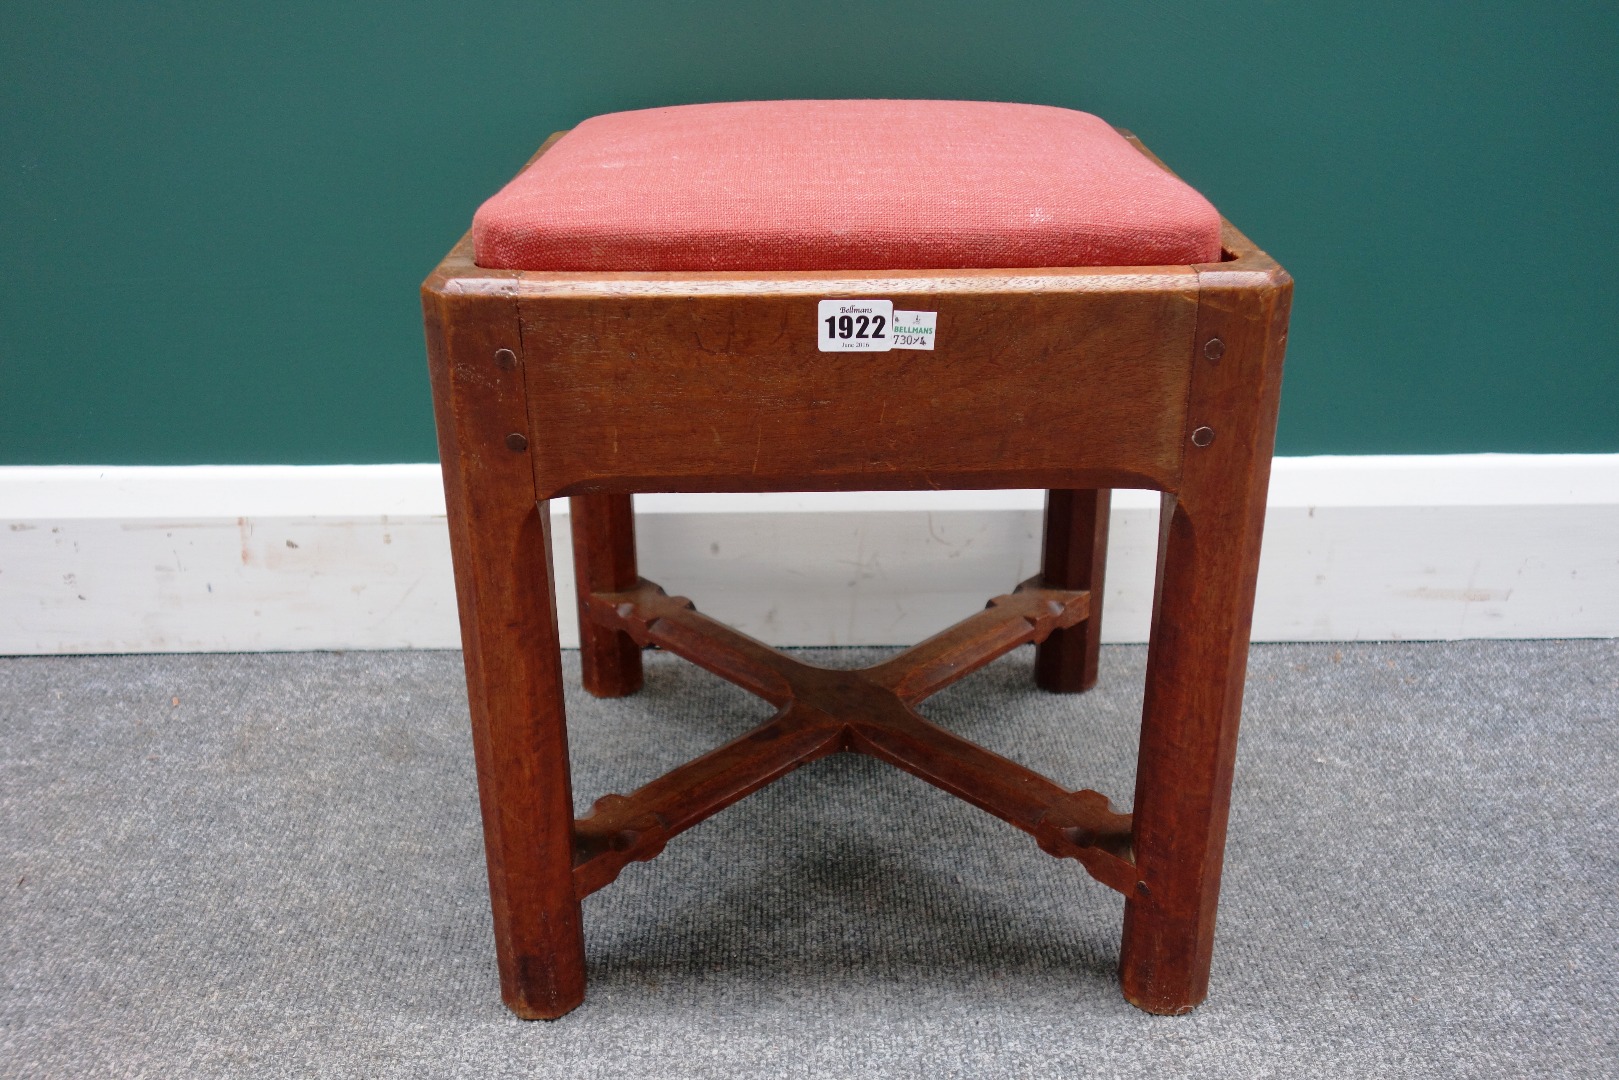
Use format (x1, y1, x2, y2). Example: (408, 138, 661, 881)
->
(1, 641, 1615, 1079)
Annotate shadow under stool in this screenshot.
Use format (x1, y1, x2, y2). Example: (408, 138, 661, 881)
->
(421, 99, 1292, 1019)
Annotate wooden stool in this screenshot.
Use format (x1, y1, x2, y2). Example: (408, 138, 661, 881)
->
(422, 101, 1291, 1019)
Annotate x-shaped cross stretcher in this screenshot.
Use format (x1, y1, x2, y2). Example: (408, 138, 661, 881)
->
(571, 577, 1137, 899)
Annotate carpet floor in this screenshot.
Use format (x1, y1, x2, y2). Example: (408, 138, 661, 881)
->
(1, 641, 1615, 1078)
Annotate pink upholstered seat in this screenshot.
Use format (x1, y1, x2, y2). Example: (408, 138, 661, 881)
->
(472, 100, 1223, 272)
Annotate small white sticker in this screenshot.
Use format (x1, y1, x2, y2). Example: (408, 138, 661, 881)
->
(890, 310, 937, 351)
(818, 299, 894, 351)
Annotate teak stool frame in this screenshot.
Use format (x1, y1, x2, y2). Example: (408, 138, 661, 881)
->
(423, 132, 1291, 1020)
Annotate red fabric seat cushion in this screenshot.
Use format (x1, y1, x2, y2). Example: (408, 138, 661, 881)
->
(472, 100, 1223, 272)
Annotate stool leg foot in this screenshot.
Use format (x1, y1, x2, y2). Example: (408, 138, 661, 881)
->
(571, 493, 644, 697)
(1034, 488, 1110, 693)
(1119, 904, 1210, 1015)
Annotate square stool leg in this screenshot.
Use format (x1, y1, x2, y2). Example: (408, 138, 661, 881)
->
(1117, 267, 1288, 1014)
(1034, 488, 1111, 693)
(1119, 487, 1264, 1013)
(426, 295, 587, 1019)
(570, 493, 644, 698)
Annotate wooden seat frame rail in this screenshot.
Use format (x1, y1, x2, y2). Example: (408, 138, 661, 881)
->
(422, 131, 1291, 1020)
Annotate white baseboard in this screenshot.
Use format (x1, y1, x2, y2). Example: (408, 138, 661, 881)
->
(2, 456, 1615, 654)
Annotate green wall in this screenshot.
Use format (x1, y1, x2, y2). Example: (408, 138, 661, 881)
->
(3, 2, 1616, 464)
